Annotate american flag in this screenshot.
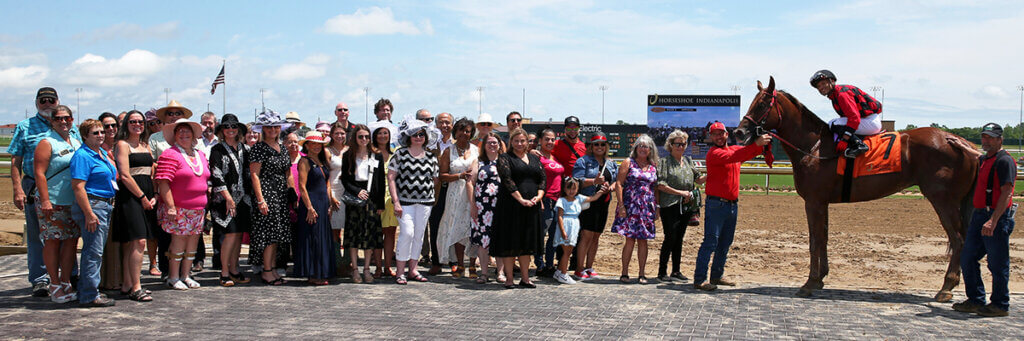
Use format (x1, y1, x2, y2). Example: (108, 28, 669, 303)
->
(210, 65, 225, 94)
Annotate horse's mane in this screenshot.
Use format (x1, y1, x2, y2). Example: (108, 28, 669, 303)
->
(777, 90, 826, 128)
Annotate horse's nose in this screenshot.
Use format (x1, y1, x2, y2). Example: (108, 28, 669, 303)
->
(733, 128, 746, 139)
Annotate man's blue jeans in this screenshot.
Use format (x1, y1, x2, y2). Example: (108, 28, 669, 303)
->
(962, 205, 1016, 311)
(22, 177, 47, 285)
(73, 199, 113, 303)
(535, 198, 558, 269)
(694, 197, 738, 284)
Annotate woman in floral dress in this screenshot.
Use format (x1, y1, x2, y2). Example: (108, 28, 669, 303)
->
(470, 132, 503, 283)
(611, 134, 659, 284)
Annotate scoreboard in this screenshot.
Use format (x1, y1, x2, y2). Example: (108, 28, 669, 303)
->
(521, 123, 649, 158)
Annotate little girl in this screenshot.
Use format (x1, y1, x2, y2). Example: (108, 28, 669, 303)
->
(554, 176, 607, 284)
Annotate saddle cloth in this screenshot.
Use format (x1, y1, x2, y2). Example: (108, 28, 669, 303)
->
(836, 132, 902, 178)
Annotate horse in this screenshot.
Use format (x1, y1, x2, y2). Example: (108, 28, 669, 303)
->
(733, 76, 978, 302)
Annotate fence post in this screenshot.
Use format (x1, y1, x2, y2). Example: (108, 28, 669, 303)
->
(765, 174, 769, 195)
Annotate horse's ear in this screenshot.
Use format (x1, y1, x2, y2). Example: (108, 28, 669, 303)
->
(766, 76, 776, 93)
(756, 80, 764, 91)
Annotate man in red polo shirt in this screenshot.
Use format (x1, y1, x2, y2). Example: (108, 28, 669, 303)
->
(693, 121, 770, 291)
(552, 116, 586, 175)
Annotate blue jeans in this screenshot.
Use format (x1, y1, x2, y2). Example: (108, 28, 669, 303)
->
(962, 206, 1016, 311)
(535, 197, 558, 269)
(72, 198, 113, 303)
(22, 177, 47, 285)
(693, 197, 738, 284)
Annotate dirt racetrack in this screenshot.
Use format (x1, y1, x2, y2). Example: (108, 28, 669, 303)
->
(2, 176, 1021, 292)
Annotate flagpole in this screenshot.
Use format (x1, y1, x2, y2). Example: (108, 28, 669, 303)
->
(222, 60, 226, 116)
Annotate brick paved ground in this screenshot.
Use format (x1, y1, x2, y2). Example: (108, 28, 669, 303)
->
(0, 254, 1021, 340)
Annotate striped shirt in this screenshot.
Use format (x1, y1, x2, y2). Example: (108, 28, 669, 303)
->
(387, 148, 438, 205)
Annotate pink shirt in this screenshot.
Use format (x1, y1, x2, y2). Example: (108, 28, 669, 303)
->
(540, 155, 564, 200)
(155, 146, 211, 210)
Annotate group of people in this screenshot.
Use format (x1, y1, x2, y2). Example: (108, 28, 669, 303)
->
(10, 73, 1014, 317)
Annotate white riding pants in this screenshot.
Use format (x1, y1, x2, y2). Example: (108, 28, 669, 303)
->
(396, 204, 432, 262)
(829, 113, 882, 135)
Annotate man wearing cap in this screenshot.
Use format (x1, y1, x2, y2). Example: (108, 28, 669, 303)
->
(425, 112, 454, 274)
(952, 123, 1017, 317)
(10, 87, 81, 297)
(693, 121, 771, 291)
(150, 100, 194, 160)
(552, 116, 586, 176)
(333, 102, 356, 132)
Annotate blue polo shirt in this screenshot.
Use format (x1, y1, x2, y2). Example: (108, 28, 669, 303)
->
(9, 113, 81, 177)
(69, 146, 117, 198)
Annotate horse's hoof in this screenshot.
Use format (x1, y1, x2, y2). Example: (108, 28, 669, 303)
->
(811, 281, 824, 290)
(934, 291, 953, 303)
(796, 287, 814, 297)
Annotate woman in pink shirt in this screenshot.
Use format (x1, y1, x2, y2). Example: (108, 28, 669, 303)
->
(155, 119, 210, 291)
(536, 128, 564, 277)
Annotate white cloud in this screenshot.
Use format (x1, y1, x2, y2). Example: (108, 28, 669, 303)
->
(64, 49, 168, 87)
(0, 65, 48, 88)
(264, 54, 331, 81)
(75, 22, 180, 42)
(321, 7, 432, 36)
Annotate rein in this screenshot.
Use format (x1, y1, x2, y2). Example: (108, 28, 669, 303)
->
(743, 90, 829, 164)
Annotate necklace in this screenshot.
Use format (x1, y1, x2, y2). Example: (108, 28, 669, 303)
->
(176, 144, 203, 176)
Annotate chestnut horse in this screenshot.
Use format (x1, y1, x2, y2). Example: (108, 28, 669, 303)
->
(733, 77, 978, 302)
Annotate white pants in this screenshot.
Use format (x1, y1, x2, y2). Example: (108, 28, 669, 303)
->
(396, 204, 432, 262)
(829, 113, 882, 135)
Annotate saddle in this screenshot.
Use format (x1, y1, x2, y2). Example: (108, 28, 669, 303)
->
(836, 132, 903, 178)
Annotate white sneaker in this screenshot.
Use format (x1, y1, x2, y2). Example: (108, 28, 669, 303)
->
(183, 277, 201, 289)
(555, 271, 576, 284)
(167, 278, 188, 290)
(585, 268, 599, 279)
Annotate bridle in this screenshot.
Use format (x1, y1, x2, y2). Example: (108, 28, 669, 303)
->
(741, 89, 827, 160)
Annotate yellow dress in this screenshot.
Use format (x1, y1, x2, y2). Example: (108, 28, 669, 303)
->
(381, 153, 399, 227)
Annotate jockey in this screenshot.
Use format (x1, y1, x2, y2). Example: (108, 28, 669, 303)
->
(810, 70, 883, 158)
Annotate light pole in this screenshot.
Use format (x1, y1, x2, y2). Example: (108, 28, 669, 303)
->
(1017, 85, 1023, 150)
(163, 88, 170, 103)
(730, 85, 740, 95)
(870, 86, 884, 120)
(477, 86, 485, 115)
(74, 88, 82, 125)
(599, 85, 608, 124)
(259, 88, 266, 113)
(363, 87, 370, 123)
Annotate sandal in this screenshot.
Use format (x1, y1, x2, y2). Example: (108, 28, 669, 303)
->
(452, 266, 464, 278)
(261, 277, 284, 286)
(468, 266, 478, 279)
(396, 275, 408, 285)
(148, 266, 162, 277)
(363, 271, 375, 284)
(230, 272, 251, 284)
(619, 275, 631, 283)
(409, 273, 429, 282)
(638, 276, 648, 285)
(350, 269, 363, 284)
(476, 275, 488, 284)
(220, 276, 235, 287)
(128, 289, 153, 302)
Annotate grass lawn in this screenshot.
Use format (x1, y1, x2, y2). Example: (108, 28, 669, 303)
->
(739, 173, 1024, 195)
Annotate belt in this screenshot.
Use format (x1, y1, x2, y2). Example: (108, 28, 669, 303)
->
(87, 194, 115, 204)
(707, 196, 738, 204)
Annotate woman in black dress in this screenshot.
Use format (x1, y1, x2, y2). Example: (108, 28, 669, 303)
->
(249, 111, 296, 285)
(341, 124, 386, 283)
(209, 114, 252, 287)
(293, 131, 336, 285)
(111, 110, 156, 301)
(491, 128, 545, 289)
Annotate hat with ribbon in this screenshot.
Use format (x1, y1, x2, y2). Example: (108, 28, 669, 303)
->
(397, 115, 439, 147)
(162, 118, 203, 141)
(252, 109, 293, 131)
(300, 130, 330, 146)
(156, 100, 194, 122)
(216, 113, 248, 136)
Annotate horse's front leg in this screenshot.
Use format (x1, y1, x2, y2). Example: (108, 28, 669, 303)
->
(798, 200, 829, 297)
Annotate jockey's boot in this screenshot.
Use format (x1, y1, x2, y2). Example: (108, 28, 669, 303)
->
(844, 135, 869, 158)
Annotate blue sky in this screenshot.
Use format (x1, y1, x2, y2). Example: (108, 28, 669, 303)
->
(1, 0, 1023, 129)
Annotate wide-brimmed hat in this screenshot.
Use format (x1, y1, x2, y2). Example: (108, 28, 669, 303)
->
(397, 116, 439, 147)
(476, 113, 495, 125)
(156, 100, 194, 121)
(144, 108, 159, 122)
(162, 118, 203, 141)
(315, 121, 331, 132)
(216, 113, 248, 136)
(300, 130, 330, 146)
(285, 111, 304, 126)
(252, 109, 293, 131)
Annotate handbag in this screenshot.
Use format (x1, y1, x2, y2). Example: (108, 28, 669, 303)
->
(340, 155, 376, 207)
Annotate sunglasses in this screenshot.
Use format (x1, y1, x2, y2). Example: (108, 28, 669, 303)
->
(147, 121, 162, 126)
(336, 108, 349, 112)
(357, 135, 371, 140)
(52, 116, 74, 123)
(128, 120, 145, 125)
(413, 132, 427, 138)
(222, 123, 239, 130)
(478, 122, 492, 127)
(565, 126, 580, 131)
(419, 117, 434, 123)
(508, 118, 522, 123)
(90, 131, 104, 136)
(671, 142, 686, 147)
(38, 98, 56, 104)
(592, 143, 607, 147)
(166, 111, 184, 117)
(104, 123, 117, 130)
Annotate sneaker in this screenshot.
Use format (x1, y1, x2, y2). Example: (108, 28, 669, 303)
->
(687, 214, 701, 226)
(78, 297, 115, 308)
(694, 282, 717, 291)
(711, 277, 736, 286)
(555, 272, 576, 285)
(167, 279, 188, 291)
(952, 300, 984, 314)
(671, 272, 689, 282)
(183, 277, 201, 289)
(32, 281, 50, 297)
(976, 304, 1009, 317)
(585, 268, 599, 279)
(573, 271, 590, 281)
